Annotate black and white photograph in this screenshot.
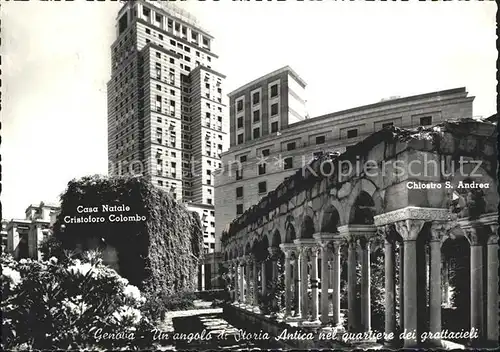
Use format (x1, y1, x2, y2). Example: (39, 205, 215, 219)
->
(1, 0, 498, 350)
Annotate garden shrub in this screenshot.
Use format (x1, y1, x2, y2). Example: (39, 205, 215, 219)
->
(52, 175, 203, 317)
(1, 252, 155, 350)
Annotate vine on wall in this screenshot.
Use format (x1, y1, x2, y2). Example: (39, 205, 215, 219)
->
(52, 175, 203, 316)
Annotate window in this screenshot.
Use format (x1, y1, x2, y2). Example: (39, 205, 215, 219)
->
(236, 187, 243, 198)
(236, 169, 242, 180)
(420, 116, 432, 126)
(252, 92, 260, 105)
(237, 134, 244, 144)
(287, 142, 296, 151)
(347, 129, 358, 138)
(143, 7, 150, 17)
(253, 127, 260, 139)
(207, 198, 213, 205)
(258, 163, 266, 175)
(284, 157, 293, 170)
(262, 148, 270, 157)
(253, 110, 260, 123)
(237, 100, 243, 112)
(270, 84, 278, 97)
(258, 181, 267, 194)
(146, 28, 151, 34)
(271, 122, 279, 133)
(316, 135, 325, 144)
(378, 122, 393, 129)
(271, 103, 278, 116)
(237, 117, 243, 128)
(236, 204, 243, 215)
(240, 155, 247, 163)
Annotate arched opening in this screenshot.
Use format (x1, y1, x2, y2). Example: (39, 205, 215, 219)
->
(320, 205, 340, 233)
(349, 191, 375, 225)
(285, 224, 296, 243)
(300, 216, 315, 239)
(271, 230, 281, 248)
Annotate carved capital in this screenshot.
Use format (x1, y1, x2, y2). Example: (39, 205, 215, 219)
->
(465, 227, 489, 246)
(357, 236, 371, 251)
(487, 233, 499, 245)
(430, 221, 451, 242)
(283, 249, 292, 260)
(308, 245, 319, 258)
(246, 254, 255, 264)
(374, 206, 453, 227)
(394, 219, 426, 241)
(347, 236, 358, 249)
(490, 224, 499, 236)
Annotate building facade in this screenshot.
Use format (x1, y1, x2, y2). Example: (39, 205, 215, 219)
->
(215, 75, 475, 251)
(5, 202, 60, 260)
(107, 0, 229, 254)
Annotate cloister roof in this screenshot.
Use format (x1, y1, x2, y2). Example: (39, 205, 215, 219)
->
(223, 118, 497, 239)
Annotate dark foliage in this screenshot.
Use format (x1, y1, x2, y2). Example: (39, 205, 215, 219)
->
(53, 175, 203, 317)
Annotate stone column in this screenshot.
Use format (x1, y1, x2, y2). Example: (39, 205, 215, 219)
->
(468, 227, 485, 342)
(384, 235, 396, 341)
(395, 219, 426, 348)
(360, 236, 371, 332)
(234, 259, 239, 303)
(310, 246, 320, 322)
(246, 256, 252, 305)
(398, 242, 404, 331)
(486, 227, 498, 344)
(332, 241, 341, 328)
(240, 259, 245, 303)
(319, 243, 330, 324)
(442, 256, 449, 307)
(200, 264, 205, 291)
(269, 247, 280, 311)
(299, 245, 309, 319)
(429, 222, 445, 346)
(347, 237, 358, 332)
(261, 259, 267, 296)
(282, 247, 292, 318)
(293, 256, 300, 315)
(253, 259, 259, 307)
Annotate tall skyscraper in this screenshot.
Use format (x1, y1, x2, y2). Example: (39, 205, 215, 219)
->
(107, 0, 228, 254)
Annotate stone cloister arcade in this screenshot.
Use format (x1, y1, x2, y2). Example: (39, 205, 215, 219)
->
(220, 120, 498, 348)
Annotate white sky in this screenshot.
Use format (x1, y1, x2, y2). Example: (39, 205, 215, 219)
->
(1, 0, 497, 219)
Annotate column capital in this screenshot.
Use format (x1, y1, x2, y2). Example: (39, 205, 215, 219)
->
(357, 236, 372, 250)
(374, 206, 453, 227)
(394, 219, 426, 241)
(268, 246, 280, 260)
(313, 231, 338, 244)
(490, 223, 499, 236)
(464, 227, 489, 246)
(488, 233, 499, 245)
(280, 243, 296, 258)
(429, 221, 452, 242)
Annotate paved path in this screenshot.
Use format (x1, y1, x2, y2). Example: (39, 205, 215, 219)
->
(154, 301, 281, 350)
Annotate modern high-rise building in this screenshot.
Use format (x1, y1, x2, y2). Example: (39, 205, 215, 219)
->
(215, 68, 476, 251)
(107, 0, 229, 255)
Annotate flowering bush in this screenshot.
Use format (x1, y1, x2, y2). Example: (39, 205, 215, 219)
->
(1, 252, 155, 350)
